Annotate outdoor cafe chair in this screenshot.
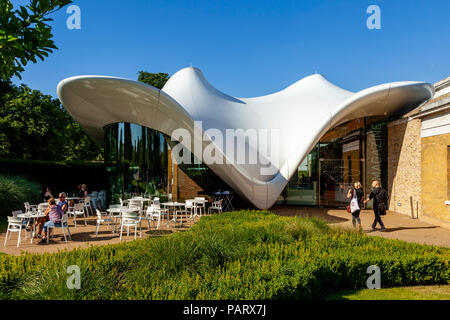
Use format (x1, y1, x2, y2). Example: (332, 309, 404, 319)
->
(24, 202, 37, 213)
(194, 197, 206, 216)
(72, 202, 87, 227)
(47, 213, 72, 244)
(119, 211, 141, 241)
(141, 206, 155, 230)
(12, 210, 31, 236)
(12, 210, 22, 218)
(89, 191, 100, 209)
(128, 199, 143, 214)
(145, 204, 168, 229)
(95, 209, 114, 238)
(98, 190, 106, 208)
(173, 200, 193, 226)
(119, 198, 129, 207)
(208, 199, 223, 214)
(83, 196, 94, 216)
(4, 216, 25, 248)
(38, 203, 48, 213)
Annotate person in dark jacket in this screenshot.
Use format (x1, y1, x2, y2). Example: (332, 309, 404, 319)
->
(347, 181, 364, 229)
(364, 180, 388, 231)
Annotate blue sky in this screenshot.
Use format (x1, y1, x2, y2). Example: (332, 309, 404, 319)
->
(10, 0, 450, 98)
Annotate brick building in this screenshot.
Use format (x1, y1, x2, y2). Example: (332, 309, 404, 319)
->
(388, 77, 450, 229)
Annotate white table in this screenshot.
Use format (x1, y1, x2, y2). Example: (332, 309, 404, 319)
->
(66, 197, 82, 201)
(186, 199, 208, 218)
(107, 207, 139, 234)
(17, 212, 46, 243)
(161, 202, 186, 225)
(213, 192, 234, 212)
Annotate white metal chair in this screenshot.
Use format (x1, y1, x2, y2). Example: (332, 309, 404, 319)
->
(119, 211, 140, 240)
(128, 199, 143, 215)
(83, 196, 94, 216)
(108, 205, 123, 231)
(90, 191, 100, 210)
(47, 214, 72, 244)
(24, 202, 37, 213)
(98, 190, 106, 209)
(145, 204, 168, 229)
(208, 199, 223, 214)
(141, 206, 155, 230)
(95, 209, 114, 238)
(119, 198, 129, 207)
(72, 202, 87, 227)
(4, 216, 25, 248)
(38, 203, 48, 213)
(12, 210, 31, 238)
(11, 210, 22, 218)
(174, 200, 193, 225)
(194, 197, 206, 216)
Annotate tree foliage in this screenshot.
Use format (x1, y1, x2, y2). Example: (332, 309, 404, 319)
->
(0, 81, 103, 161)
(0, 0, 72, 80)
(137, 71, 170, 89)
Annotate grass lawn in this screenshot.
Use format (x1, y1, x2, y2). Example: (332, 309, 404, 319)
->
(0, 210, 448, 300)
(327, 285, 450, 300)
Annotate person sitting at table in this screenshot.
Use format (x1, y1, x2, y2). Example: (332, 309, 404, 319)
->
(80, 184, 88, 199)
(37, 198, 63, 244)
(57, 192, 68, 214)
(34, 198, 54, 239)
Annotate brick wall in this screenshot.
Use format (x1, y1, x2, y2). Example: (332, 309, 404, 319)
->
(421, 132, 450, 226)
(387, 118, 422, 218)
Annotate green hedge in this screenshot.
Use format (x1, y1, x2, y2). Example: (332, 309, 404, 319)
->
(0, 211, 448, 300)
(0, 175, 41, 219)
(0, 158, 109, 195)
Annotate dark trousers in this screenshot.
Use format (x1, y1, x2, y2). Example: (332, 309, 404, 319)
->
(372, 206, 385, 229)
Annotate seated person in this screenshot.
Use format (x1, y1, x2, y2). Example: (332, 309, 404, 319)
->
(35, 198, 63, 244)
(57, 192, 68, 214)
(79, 184, 88, 199)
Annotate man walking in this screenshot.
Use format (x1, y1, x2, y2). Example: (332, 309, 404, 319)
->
(364, 180, 388, 231)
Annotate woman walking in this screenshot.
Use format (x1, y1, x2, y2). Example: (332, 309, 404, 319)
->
(347, 181, 364, 229)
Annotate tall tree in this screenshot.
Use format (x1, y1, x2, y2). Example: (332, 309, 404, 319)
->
(0, 83, 102, 161)
(137, 71, 170, 89)
(0, 0, 72, 80)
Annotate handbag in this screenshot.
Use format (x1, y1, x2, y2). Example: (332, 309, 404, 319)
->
(350, 189, 360, 213)
(346, 205, 351, 213)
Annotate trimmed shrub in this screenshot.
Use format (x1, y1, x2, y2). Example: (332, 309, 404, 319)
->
(0, 175, 41, 218)
(0, 158, 109, 194)
(0, 210, 448, 300)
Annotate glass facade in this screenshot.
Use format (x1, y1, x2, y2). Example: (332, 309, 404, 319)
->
(104, 122, 232, 204)
(104, 116, 393, 209)
(104, 123, 169, 201)
(278, 116, 393, 208)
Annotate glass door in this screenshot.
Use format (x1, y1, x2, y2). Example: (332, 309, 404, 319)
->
(319, 158, 363, 207)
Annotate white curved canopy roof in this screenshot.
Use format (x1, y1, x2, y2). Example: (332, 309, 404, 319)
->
(57, 67, 434, 209)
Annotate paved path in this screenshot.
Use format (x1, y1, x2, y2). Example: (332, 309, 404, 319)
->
(0, 215, 196, 256)
(2, 207, 449, 256)
(270, 206, 450, 248)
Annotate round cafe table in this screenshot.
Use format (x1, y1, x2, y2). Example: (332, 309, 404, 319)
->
(106, 207, 139, 234)
(66, 197, 82, 201)
(17, 212, 46, 243)
(186, 199, 208, 218)
(161, 202, 185, 226)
